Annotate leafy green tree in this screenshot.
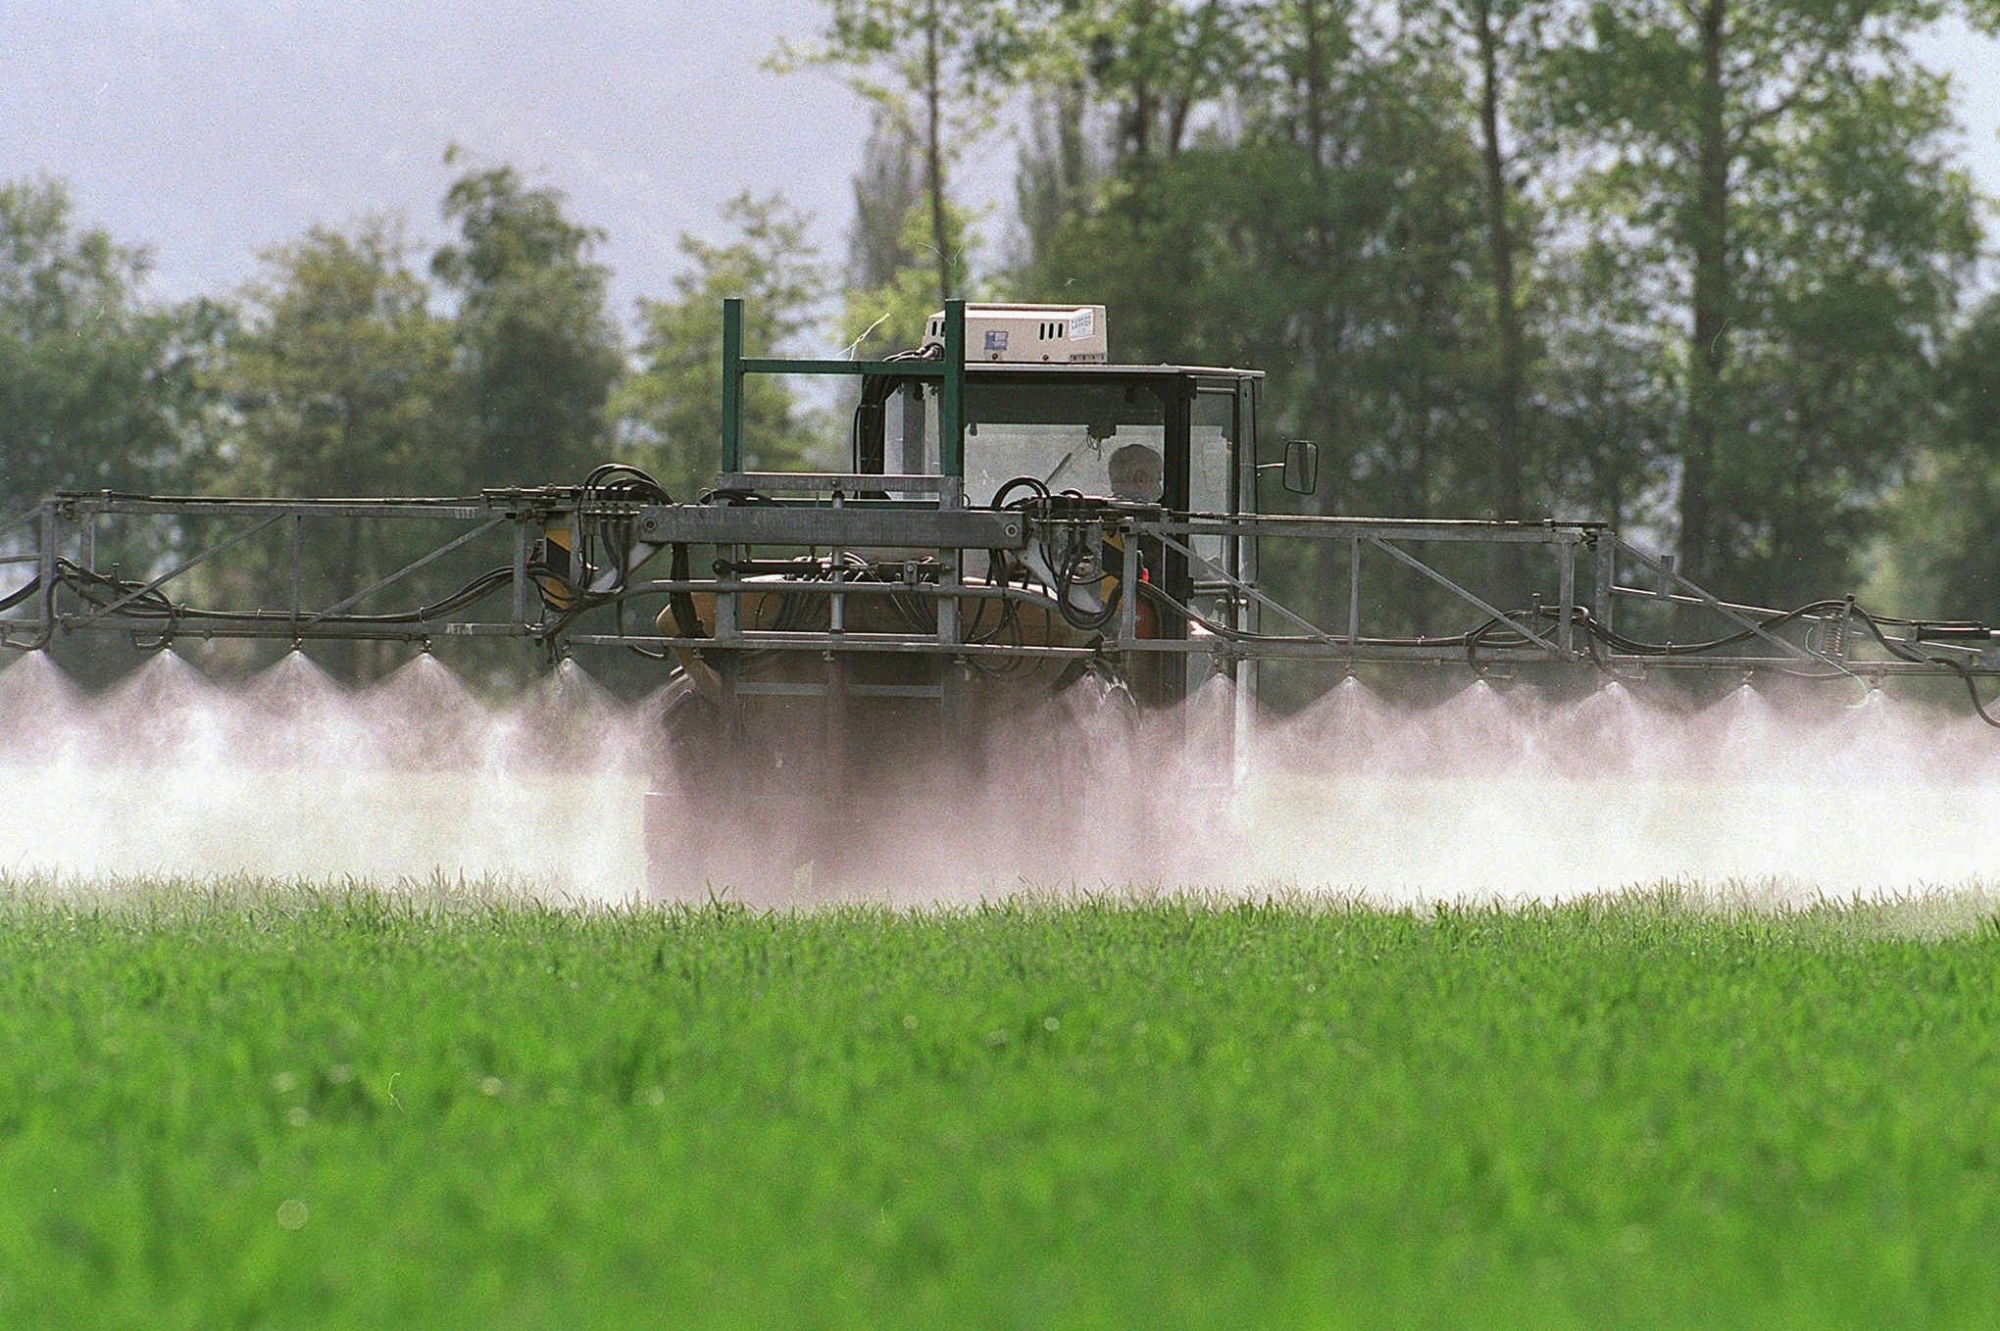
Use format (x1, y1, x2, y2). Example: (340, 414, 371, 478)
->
(216, 220, 456, 676)
(1536, 236, 1677, 535)
(616, 195, 829, 502)
(1250, 4, 1488, 517)
(1715, 77, 1978, 606)
(1540, 0, 1983, 597)
(1012, 84, 1098, 276)
(432, 154, 622, 488)
(1456, 0, 1540, 526)
(846, 195, 989, 357)
(1008, 0, 1266, 366)
(783, 0, 1029, 305)
(1010, 1, 1494, 631)
(850, 106, 924, 293)
(1872, 296, 2000, 621)
(839, 106, 982, 356)
(1005, 1, 1240, 348)
(1401, 0, 1568, 604)
(1026, 0, 1246, 169)
(793, 0, 1999, 640)
(0, 177, 222, 520)
(223, 222, 453, 497)
(1009, 0, 1247, 310)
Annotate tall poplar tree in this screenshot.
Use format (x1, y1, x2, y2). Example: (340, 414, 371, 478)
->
(617, 195, 828, 503)
(783, 0, 1028, 311)
(432, 155, 622, 489)
(1542, 0, 1982, 596)
(0, 178, 221, 522)
(217, 220, 455, 676)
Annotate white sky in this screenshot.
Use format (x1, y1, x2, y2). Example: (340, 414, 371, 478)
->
(4, 1, 1998, 326)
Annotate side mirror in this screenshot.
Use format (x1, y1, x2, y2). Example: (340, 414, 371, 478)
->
(1282, 439, 1318, 495)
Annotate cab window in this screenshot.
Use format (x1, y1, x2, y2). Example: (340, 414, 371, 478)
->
(961, 380, 1167, 508)
(1191, 388, 1237, 564)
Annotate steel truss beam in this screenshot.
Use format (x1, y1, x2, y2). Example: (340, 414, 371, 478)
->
(4, 489, 1993, 679)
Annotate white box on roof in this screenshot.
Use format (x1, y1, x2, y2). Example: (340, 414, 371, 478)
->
(922, 303, 1109, 364)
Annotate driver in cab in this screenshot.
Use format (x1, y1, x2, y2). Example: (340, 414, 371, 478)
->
(1108, 442, 1162, 504)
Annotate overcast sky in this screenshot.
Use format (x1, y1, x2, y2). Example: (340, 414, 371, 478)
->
(5, 1, 1998, 326)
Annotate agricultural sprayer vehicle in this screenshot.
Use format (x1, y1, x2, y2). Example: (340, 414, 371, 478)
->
(5, 300, 1997, 891)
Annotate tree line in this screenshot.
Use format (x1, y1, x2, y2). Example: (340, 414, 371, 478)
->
(0, 158, 821, 522)
(802, 0, 2000, 621)
(5, 0, 2000, 655)
(0, 160, 822, 677)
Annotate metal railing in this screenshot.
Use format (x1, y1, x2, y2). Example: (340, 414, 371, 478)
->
(9, 488, 1989, 680)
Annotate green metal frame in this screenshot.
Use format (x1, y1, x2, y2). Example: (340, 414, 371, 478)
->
(720, 297, 967, 482)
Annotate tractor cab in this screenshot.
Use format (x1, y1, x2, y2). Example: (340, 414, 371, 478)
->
(849, 304, 1269, 693)
(641, 298, 1294, 885)
(854, 303, 1259, 523)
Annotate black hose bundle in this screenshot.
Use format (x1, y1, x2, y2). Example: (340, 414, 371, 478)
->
(988, 477, 1126, 635)
(1849, 605, 2000, 729)
(1454, 599, 2000, 727)
(1, 573, 43, 614)
(543, 463, 709, 657)
(41, 557, 520, 629)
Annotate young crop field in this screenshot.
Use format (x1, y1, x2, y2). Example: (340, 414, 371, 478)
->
(4, 877, 1997, 1329)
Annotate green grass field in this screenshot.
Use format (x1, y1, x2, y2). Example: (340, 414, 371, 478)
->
(3, 877, 1997, 1329)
